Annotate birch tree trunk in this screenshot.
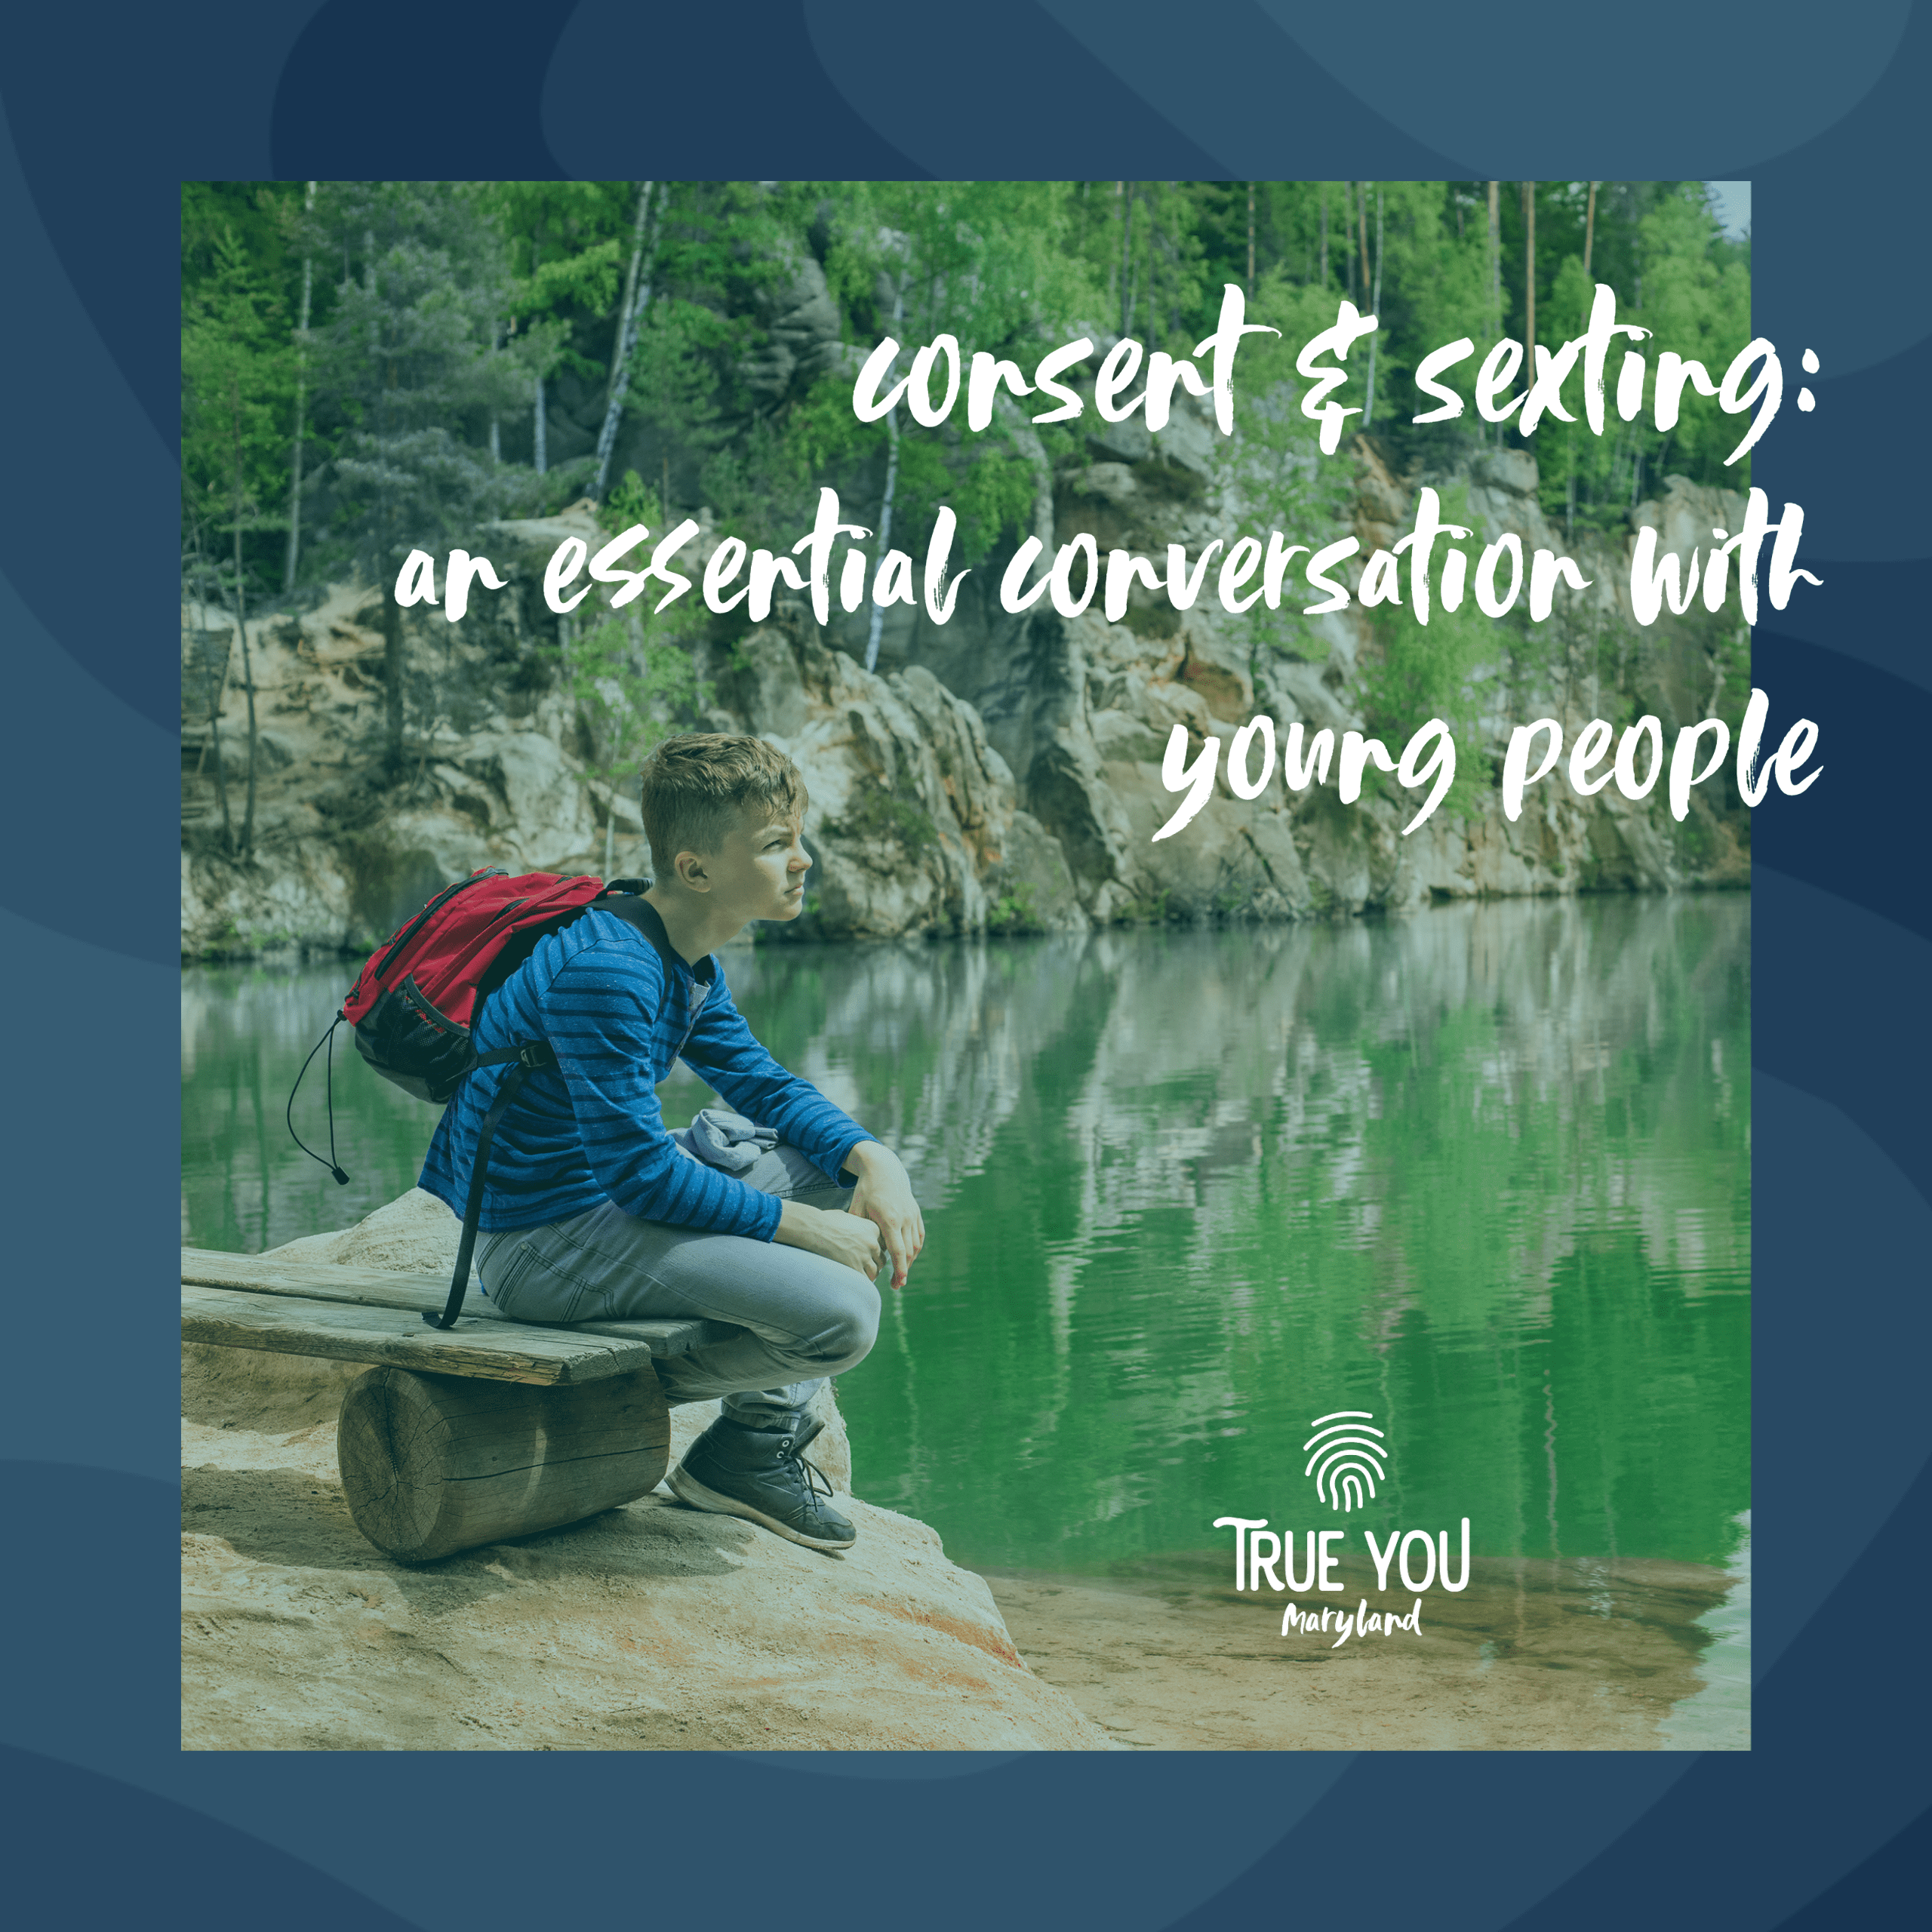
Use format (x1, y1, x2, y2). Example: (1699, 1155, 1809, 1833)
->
(592, 182, 659, 500)
(207, 646, 234, 854)
(531, 235, 546, 475)
(190, 528, 235, 855)
(364, 227, 377, 352)
(282, 180, 315, 593)
(227, 373, 259, 857)
(863, 274, 907, 674)
(1109, 181, 1123, 322)
(1147, 193, 1160, 343)
(490, 321, 502, 463)
(375, 217, 408, 772)
(1319, 183, 1328, 290)
(1487, 181, 1502, 448)
(1362, 186, 1383, 434)
(1487, 180, 1500, 334)
(1356, 186, 1371, 309)
(1583, 181, 1598, 279)
(1523, 182, 1537, 400)
(612, 182, 652, 380)
(1246, 183, 1256, 296)
(235, 577, 257, 860)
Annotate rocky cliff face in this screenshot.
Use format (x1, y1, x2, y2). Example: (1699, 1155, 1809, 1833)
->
(894, 423, 1748, 929)
(182, 439, 1746, 959)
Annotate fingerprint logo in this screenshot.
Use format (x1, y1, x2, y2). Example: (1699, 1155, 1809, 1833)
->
(1304, 1411, 1388, 1512)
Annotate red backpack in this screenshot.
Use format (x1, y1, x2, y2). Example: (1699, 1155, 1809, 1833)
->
(289, 868, 690, 1330)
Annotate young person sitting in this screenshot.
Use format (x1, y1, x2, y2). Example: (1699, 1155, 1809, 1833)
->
(418, 734, 924, 1552)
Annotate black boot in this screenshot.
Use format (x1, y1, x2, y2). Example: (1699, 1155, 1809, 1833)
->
(667, 1413, 856, 1552)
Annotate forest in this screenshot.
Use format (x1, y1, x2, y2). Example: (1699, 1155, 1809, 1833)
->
(182, 179, 1749, 864)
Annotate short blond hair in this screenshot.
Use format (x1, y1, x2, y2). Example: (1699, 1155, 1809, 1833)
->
(638, 734, 808, 869)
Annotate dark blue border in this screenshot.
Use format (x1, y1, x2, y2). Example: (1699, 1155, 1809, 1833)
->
(5, 2, 1922, 1924)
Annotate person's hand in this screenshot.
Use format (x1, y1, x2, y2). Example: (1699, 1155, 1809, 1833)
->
(776, 1200, 883, 1279)
(844, 1142, 925, 1289)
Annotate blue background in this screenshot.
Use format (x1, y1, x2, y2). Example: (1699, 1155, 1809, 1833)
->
(3, 2, 1923, 1922)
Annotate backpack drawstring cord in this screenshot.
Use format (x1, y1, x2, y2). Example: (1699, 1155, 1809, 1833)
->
(288, 1013, 352, 1186)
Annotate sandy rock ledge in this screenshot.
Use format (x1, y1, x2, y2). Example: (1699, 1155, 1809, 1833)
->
(182, 1194, 1110, 1752)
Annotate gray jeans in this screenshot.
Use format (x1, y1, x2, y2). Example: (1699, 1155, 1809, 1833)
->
(474, 1137, 880, 1430)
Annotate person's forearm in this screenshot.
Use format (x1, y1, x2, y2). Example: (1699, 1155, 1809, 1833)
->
(775, 1198, 882, 1276)
(843, 1137, 900, 1178)
(774, 1199, 822, 1249)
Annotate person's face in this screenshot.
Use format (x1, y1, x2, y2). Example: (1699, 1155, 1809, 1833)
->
(677, 806, 811, 922)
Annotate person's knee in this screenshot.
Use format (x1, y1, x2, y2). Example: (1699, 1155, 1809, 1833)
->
(811, 1275, 880, 1374)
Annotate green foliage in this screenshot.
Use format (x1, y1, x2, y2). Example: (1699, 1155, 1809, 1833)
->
(181, 224, 296, 555)
(821, 181, 1103, 352)
(598, 469, 657, 534)
(1171, 180, 1749, 517)
(312, 183, 534, 582)
(630, 294, 738, 493)
(803, 182, 1110, 563)
(555, 601, 708, 834)
(1361, 601, 1497, 821)
(477, 181, 638, 401)
(183, 177, 1750, 632)
(1358, 485, 1497, 819)
(563, 467, 713, 788)
(1121, 887, 1175, 924)
(986, 881, 1041, 935)
(1214, 268, 1358, 664)
(485, 184, 632, 308)
(1531, 186, 1751, 532)
(827, 779, 939, 857)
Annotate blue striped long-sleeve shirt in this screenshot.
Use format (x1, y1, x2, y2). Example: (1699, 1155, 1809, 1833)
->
(417, 908, 875, 1240)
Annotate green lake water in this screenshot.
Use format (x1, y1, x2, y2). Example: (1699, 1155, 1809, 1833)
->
(183, 895, 1749, 1590)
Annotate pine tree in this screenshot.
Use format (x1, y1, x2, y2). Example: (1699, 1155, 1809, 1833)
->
(315, 183, 532, 773)
(182, 223, 294, 855)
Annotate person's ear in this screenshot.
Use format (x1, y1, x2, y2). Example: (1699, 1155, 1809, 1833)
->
(676, 851, 710, 892)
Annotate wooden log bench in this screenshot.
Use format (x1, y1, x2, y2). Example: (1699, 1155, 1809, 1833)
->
(182, 1247, 740, 1564)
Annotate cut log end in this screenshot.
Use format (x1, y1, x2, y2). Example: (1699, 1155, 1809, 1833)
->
(337, 1364, 672, 1564)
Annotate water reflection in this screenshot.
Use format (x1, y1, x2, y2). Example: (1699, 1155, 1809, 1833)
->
(183, 968, 448, 1254)
(729, 896, 1749, 1587)
(183, 897, 1749, 1589)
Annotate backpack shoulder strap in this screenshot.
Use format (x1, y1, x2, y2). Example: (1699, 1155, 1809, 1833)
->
(423, 1058, 534, 1331)
(592, 888, 716, 983)
(592, 888, 716, 1050)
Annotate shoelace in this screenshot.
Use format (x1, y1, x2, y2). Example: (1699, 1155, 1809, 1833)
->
(779, 1421, 837, 1521)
